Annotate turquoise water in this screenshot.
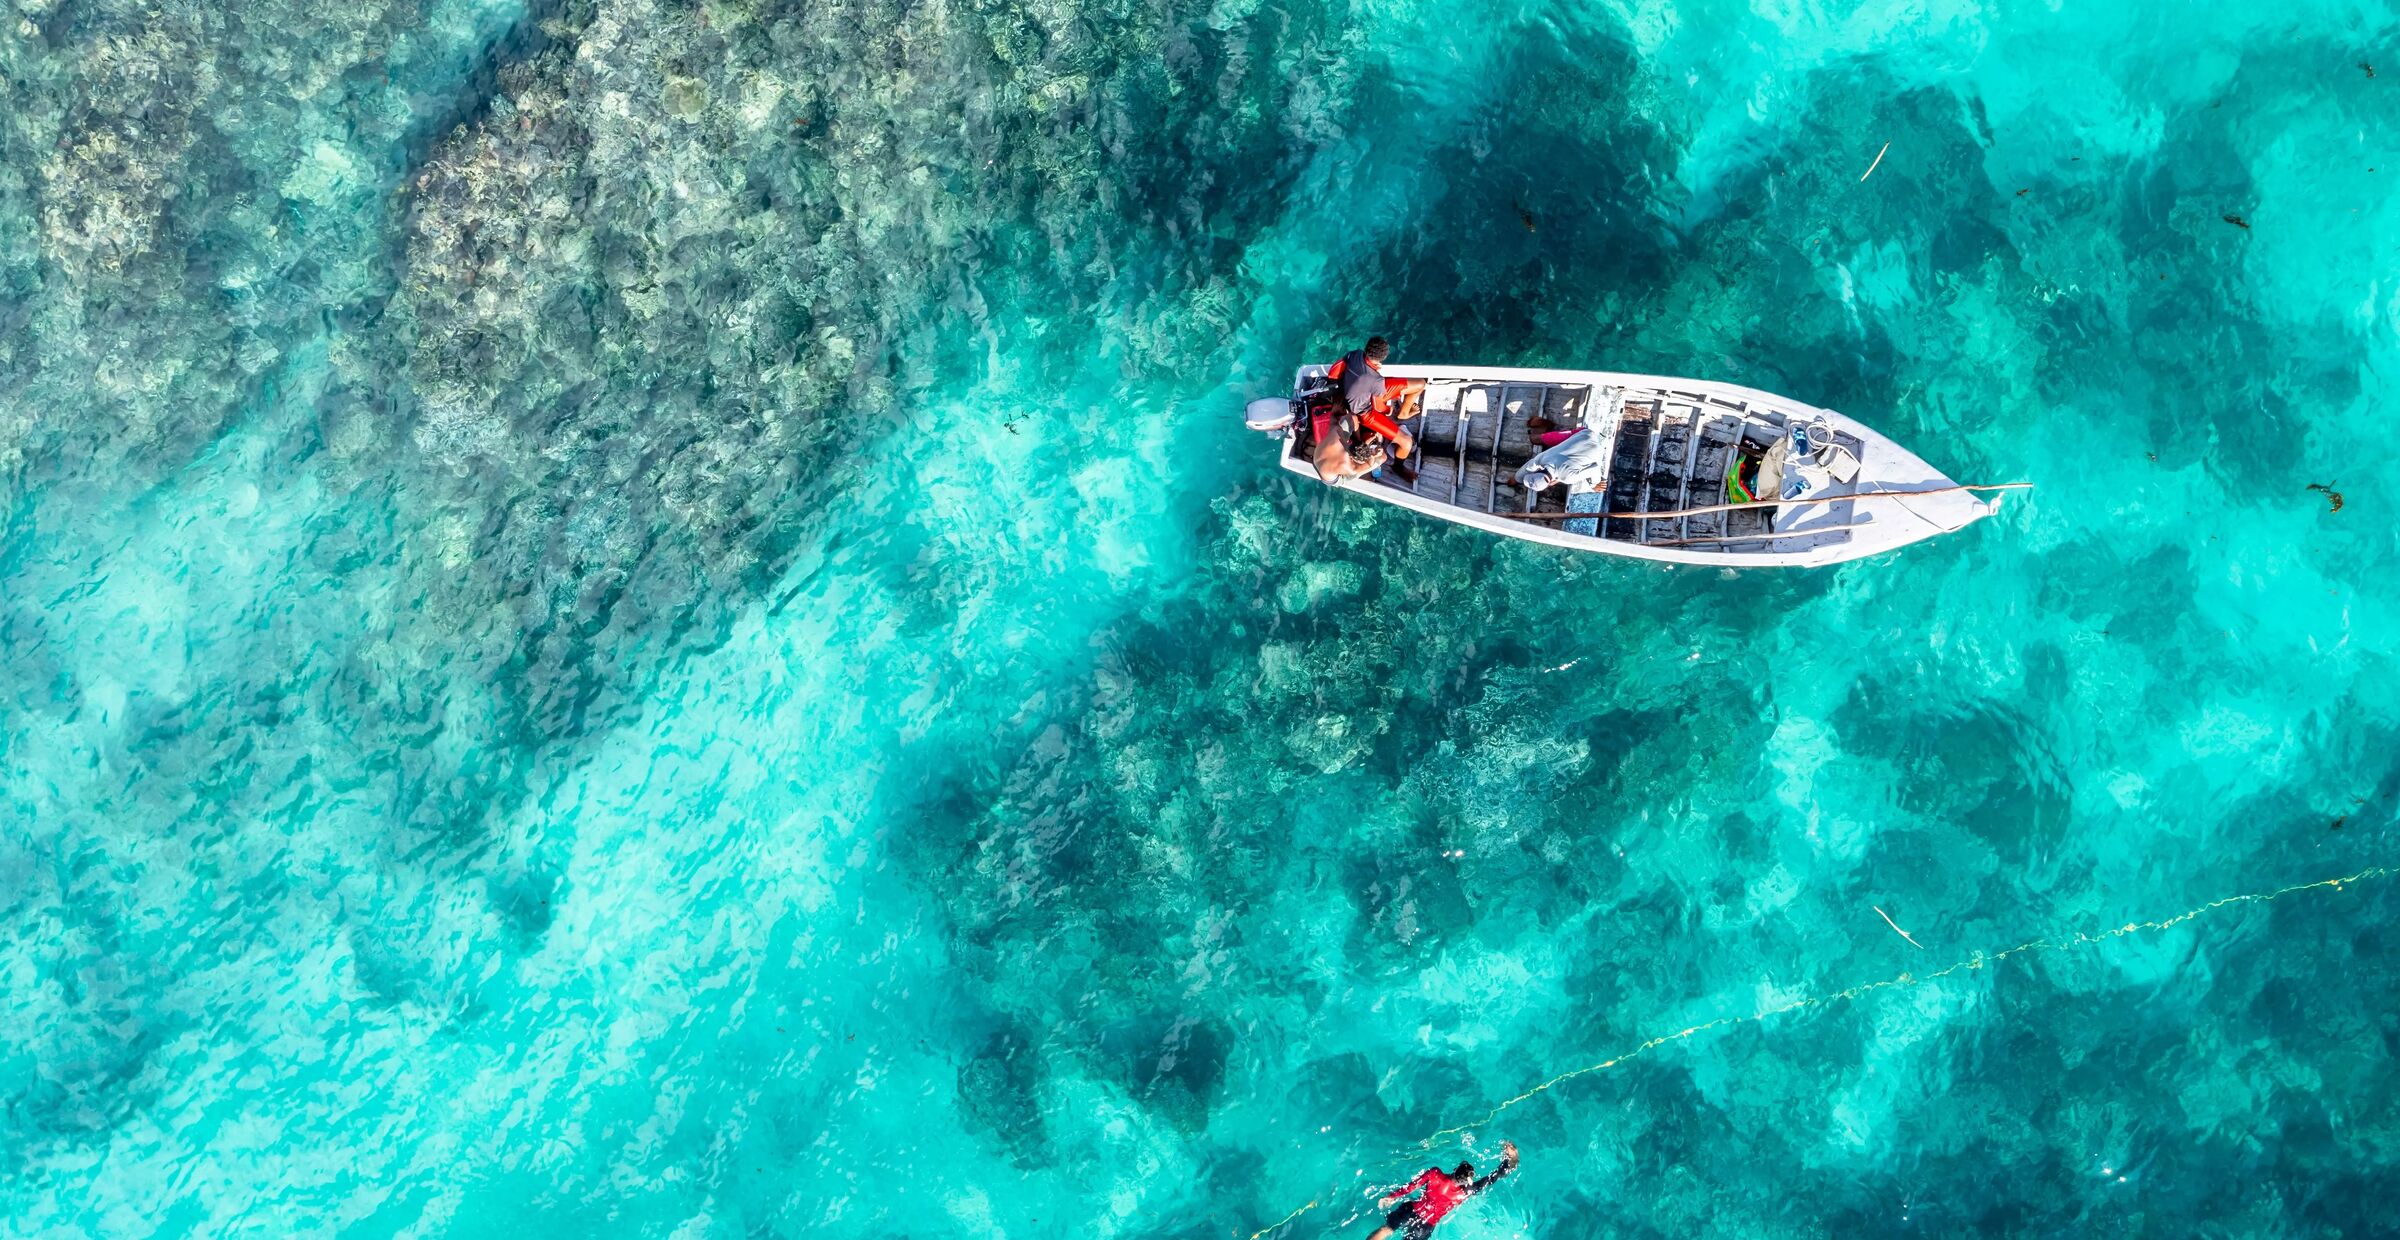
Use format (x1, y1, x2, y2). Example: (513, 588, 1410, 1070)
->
(3, 0, 2398, 1234)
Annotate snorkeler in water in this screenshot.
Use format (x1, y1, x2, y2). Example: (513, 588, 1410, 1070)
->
(1365, 1140, 1518, 1240)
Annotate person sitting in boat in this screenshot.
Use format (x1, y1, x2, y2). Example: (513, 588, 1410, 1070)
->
(1312, 336, 1427, 483)
(1333, 335, 1427, 453)
(1310, 402, 1385, 483)
(1365, 1141, 1519, 1240)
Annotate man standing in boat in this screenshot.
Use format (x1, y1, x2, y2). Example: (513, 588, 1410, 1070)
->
(1313, 336, 1428, 483)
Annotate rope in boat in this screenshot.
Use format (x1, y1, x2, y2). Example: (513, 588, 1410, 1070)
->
(1243, 861, 2393, 1239)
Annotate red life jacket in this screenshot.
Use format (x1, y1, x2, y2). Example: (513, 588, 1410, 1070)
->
(1324, 356, 1405, 443)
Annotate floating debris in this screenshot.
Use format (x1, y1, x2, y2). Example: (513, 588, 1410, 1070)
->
(1874, 906, 1924, 949)
(2308, 481, 2345, 512)
(1859, 140, 1891, 182)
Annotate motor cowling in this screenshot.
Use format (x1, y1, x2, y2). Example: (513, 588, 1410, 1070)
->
(1244, 396, 1298, 434)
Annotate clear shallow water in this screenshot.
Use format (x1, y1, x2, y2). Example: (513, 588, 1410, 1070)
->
(3, 0, 2398, 1234)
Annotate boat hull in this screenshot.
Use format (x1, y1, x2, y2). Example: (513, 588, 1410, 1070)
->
(1275, 364, 1991, 568)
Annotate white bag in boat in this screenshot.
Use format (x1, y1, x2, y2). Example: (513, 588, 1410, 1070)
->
(1756, 436, 1790, 499)
(1514, 386, 1625, 491)
(1516, 426, 1611, 491)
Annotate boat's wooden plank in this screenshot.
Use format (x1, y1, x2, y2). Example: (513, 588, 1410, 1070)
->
(1685, 413, 1742, 541)
(1394, 383, 1447, 498)
(1513, 467, 1568, 515)
(1483, 384, 1513, 513)
(1502, 391, 1542, 516)
(1501, 385, 1550, 487)
(1496, 384, 1589, 471)
(1630, 399, 1678, 542)
(1658, 401, 1702, 542)
(1460, 453, 1496, 514)
(1497, 387, 1556, 524)
(1601, 400, 1657, 540)
(1449, 384, 1485, 508)
(1451, 383, 1488, 509)
(1506, 387, 1550, 500)
(1413, 453, 1461, 503)
(1411, 382, 1462, 496)
(1476, 383, 1511, 512)
(1492, 386, 1533, 465)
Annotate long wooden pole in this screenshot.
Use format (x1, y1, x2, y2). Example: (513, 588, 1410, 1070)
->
(1497, 481, 2031, 523)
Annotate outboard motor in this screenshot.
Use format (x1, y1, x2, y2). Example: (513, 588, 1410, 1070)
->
(1244, 396, 1299, 435)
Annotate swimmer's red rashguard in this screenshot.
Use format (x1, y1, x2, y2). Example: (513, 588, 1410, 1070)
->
(1399, 1169, 1469, 1223)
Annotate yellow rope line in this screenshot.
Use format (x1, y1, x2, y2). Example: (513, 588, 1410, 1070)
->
(1245, 864, 2390, 1240)
(1245, 1198, 1320, 1239)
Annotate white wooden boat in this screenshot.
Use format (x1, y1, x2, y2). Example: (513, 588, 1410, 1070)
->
(1252, 363, 2013, 567)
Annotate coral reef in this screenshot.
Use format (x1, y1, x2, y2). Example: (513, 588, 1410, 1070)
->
(0, 0, 2396, 1234)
